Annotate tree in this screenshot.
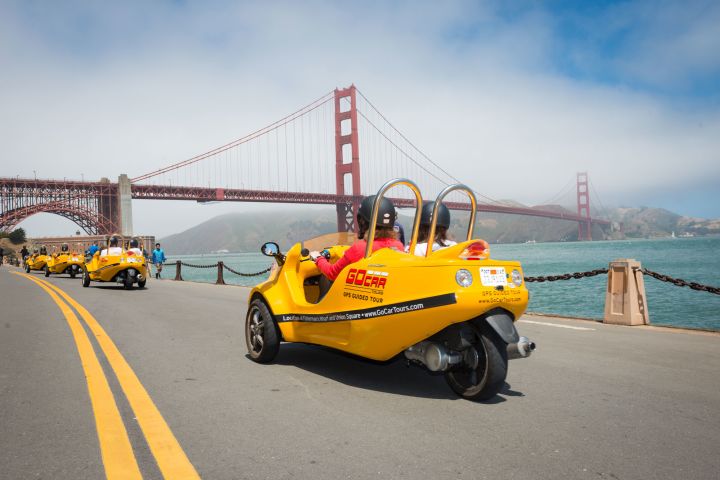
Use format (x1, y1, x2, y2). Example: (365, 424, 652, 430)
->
(9, 228, 26, 244)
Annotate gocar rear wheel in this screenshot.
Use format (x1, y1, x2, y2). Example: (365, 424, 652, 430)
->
(245, 299, 280, 363)
(445, 324, 508, 401)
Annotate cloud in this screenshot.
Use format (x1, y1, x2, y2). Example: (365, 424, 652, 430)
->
(1, 0, 719, 237)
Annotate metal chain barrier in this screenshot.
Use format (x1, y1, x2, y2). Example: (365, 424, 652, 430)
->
(159, 260, 271, 277)
(223, 263, 272, 277)
(525, 268, 608, 283)
(525, 265, 719, 296)
(637, 267, 720, 295)
(180, 261, 217, 269)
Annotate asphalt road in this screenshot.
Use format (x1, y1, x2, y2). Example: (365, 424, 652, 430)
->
(1, 265, 719, 480)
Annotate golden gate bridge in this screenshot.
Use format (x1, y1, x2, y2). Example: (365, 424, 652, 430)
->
(0, 85, 609, 240)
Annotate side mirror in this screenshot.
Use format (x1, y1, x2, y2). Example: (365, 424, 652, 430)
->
(261, 242, 280, 257)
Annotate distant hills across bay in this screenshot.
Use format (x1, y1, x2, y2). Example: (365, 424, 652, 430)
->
(159, 204, 720, 255)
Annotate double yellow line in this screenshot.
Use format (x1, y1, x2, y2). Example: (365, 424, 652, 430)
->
(13, 272, 200, 480)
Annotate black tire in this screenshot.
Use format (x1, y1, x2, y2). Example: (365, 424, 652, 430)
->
(445, 323, 508, 401)
(123, 276, 133, 290)
(44, 265, 50, 277)
(69, 270, 76, 279)
(25, 264, 30, 273)
(82, 269, 91, 288)
(138, 279, 147, 288)
(245, 298, 280, 363)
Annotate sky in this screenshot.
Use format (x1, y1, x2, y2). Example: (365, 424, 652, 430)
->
(1, 0, 719, 238)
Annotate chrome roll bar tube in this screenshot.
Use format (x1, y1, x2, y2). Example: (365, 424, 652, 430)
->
(425, 184, 477, 258)
(365, 178, 423, 258)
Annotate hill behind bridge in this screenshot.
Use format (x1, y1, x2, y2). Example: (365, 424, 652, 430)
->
(158, 205, 719, 255)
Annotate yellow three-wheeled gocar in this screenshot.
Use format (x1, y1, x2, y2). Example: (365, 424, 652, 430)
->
(245, 179, 535, 401)
(44, 243, 85, 278)
(25, 247, 49, 273)
(82, 235, 148, 289)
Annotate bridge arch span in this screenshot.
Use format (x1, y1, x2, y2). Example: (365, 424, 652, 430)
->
(0, 204, 113, 236)
(0, 178, 120, 236)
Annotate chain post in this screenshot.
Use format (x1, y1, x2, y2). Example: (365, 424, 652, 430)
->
(216, 261, 226, 285)
(604, 259, 649, 326)
(174, 260, 183, 281)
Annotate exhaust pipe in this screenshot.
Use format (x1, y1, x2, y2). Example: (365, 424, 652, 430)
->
(507, 336, 535, 359)
(405, 341, 462, 372)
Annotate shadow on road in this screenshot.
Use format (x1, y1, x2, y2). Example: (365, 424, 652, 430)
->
(268, 343, 521, 402)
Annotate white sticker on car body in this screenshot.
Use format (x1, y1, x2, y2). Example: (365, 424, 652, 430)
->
(480, 267, 507, 287)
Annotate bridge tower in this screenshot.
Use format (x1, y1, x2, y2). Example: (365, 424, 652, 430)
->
(577, 172, 592, 241)
(334, 85, 361, 233)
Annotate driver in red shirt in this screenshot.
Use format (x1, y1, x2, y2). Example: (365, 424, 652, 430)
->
(311, 196, 404, 281)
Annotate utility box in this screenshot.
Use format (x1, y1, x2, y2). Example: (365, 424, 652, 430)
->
(604, 259, 650, 326)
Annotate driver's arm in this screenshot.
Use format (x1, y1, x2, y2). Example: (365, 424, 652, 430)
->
(314, 243, 363, 281)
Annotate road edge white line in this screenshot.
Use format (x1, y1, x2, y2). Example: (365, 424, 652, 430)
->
(519, 319, 596, 331)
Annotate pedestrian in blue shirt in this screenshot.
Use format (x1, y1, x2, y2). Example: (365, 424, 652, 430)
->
(87, 240, 100, 257)
(151, 243, 166, 279)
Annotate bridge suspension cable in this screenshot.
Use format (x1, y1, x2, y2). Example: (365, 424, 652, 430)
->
(130, 90, 335, 185)
(352, 88, 516, 207)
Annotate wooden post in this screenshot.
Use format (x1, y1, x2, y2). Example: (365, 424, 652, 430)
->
(174, 261, 183, 281)
(216, 261, 226, 285)
(604, 259, 649, 325)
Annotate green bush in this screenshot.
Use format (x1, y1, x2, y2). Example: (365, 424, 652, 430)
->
(8, 228, 26, 244)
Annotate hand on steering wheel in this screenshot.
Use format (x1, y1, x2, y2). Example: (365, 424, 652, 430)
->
(309, 249, 331, 261)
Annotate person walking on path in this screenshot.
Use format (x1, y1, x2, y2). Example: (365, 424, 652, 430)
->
(151, 243, 166, 279)
(20, 245, 29, 266)
(0, 246, 4, 267)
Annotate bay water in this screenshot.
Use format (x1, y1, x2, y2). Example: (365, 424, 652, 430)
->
(163, 237, 720, 331)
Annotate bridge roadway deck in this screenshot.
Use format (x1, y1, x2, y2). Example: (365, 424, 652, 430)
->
(1, 266, 718, 480)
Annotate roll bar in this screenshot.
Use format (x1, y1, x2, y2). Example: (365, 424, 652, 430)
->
(107, 233, 126, 251)
(425, 184, 477, 258)
(365, 178, 423, 258)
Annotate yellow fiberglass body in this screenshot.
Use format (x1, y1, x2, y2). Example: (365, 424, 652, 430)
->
(25, 254, 49, 272)
(82, 235, 148, 289)
(45, 249, 85, 278)
(254, 241, 528, 361)
(245, 179, 536, 402)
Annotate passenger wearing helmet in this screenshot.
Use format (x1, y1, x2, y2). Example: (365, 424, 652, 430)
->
(127, 238, 143, 256)
(60, 243, 69, 252)
(100, 236, 123, 257)
(311, 195, 404, 281)
(409, 201, 457, 257)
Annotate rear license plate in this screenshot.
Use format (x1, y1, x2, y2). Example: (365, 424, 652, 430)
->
(480, 267, 507, 287)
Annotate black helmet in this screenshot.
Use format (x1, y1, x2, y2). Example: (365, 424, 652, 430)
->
(109, 236, 119, 247)
(358, 195, 397, 227)
(420, 201, 451, 229)
(40, 246, 47, 254)
(61, 243, 69, 252)
(129, 238, 139, 248)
